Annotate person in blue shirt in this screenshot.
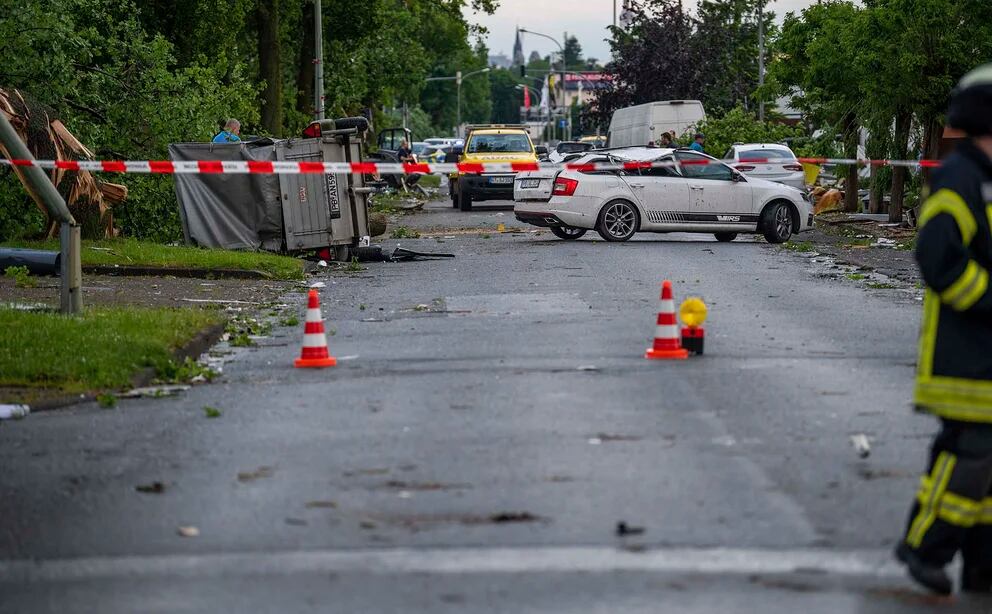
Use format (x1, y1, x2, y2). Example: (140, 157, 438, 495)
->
(212, 119, 241, 143)
(689, 133, 705, 152)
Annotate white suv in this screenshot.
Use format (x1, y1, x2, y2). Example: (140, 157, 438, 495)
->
(724, 143, 805, 191)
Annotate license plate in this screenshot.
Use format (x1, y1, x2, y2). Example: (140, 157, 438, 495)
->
(520, 179, 541, 188)
(489, 176, 513, 184)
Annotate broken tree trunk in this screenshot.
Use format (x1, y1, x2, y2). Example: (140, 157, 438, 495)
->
(889, 110, 913, 224)
(0, 87, 126, 239)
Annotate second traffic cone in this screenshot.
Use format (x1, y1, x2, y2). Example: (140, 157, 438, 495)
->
(645, 280, 689, 360)
(294, 289, 337, 368)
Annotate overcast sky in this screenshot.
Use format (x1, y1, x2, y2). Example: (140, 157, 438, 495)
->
(473, 0, 823, 64)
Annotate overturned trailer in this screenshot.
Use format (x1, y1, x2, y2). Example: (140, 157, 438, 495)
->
(170, 117, 373, 261)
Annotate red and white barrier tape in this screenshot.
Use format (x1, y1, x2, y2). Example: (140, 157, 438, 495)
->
(0, 156, 940, 175)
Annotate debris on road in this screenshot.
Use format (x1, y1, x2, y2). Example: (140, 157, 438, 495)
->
(487, 512, 542, 524)
(850, 433, 872, 458)
(237, 466, 274, 482)
(616, 521, 646, 536)
(0, 404, 30, 420)
(135, 482, 165, 494)
(594, 433, 643, 442)
(120, 385, 191, 398)
(305, 500, 338, 509)
(176, 526, 200, 538)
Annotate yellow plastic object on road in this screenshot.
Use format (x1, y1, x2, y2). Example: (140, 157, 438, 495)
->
(802, 163, 821, 186)
(679, 297, 708, 328)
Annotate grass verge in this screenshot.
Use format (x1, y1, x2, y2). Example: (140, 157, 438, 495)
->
(0, 306, 223, 398)
(2, 238, 304, 280)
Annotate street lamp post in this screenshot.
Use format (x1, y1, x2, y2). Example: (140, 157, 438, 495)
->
(426, 67, 490, 137)
(757, 0, 765, 122)
(519, 28, 566, 142)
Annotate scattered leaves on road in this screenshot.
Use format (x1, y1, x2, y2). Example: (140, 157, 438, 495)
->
(135, 482, 165, 494)
(203, 406, 222, 418)
(237, 466, 274, 482)
(97, 393, 117, 409)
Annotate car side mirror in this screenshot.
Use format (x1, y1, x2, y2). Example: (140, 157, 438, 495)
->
(535, 145, 548, 156)
(732, 171, 745, 182)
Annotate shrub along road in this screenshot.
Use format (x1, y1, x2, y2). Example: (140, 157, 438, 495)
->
(0, 199, 982, 612)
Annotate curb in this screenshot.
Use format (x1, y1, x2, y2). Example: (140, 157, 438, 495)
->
(83, 265, 275, 279)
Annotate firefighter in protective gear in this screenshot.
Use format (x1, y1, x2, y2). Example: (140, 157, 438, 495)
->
(895, 63, 992, 595)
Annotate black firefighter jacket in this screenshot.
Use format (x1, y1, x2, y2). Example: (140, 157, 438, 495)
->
(915, 139, 992, 422)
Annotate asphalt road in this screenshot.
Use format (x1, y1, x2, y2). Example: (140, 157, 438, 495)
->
(1, 199, 986, 612)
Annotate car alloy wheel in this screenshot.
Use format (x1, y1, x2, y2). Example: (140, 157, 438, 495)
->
(550, 225, 587, 240)
(597, 201, 638, 242)
(761, 202, 793, 244)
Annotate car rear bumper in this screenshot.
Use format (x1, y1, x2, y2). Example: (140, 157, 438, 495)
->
(514, 200, 592, 229)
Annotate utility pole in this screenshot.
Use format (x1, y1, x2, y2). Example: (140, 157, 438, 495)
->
(456, 70, 462, 137)
(0, 113, 81, 314)
(314, 0, 325, 120)
(757, 0, 765, 122)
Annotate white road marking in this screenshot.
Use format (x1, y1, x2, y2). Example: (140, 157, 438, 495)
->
(0, 546, 904, 583)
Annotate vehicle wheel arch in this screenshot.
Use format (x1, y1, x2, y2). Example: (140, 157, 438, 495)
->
(597, 197, 643, 232)
(758, 198, 799, 232)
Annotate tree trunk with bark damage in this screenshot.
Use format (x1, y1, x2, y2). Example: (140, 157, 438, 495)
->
(296, 0, 316, 120)
(842, 111, 860, 213)
(257, 0, 283, 136)
(0, 88, 126, 238)
(889, 110, 913, 224)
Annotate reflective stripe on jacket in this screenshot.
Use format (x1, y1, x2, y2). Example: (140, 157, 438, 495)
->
(915, 140, 992, 422)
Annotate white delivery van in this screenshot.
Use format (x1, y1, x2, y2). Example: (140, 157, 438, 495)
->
(607, 100, 706, 148)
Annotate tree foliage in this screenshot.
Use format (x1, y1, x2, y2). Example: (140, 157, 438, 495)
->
(0, 0, 498, 240)
(691, 107, 802, 158)
(769, 0, 992, 218)
(588, 0, 771, 130)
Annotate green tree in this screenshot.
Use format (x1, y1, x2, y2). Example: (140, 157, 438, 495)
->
(769, 1, 865, 212)
(564, 36, 584, 70)
(695, 0, 775, 114)
(490, 69, 524, 124)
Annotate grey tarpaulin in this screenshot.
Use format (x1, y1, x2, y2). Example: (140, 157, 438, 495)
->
(169, 141, 283, 251)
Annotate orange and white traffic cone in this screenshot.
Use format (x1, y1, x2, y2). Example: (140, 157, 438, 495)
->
(294, 289, 337, 368)
(645, 280, 689, 360)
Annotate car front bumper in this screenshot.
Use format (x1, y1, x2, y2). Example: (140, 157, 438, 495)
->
(460, 174, 516, 201)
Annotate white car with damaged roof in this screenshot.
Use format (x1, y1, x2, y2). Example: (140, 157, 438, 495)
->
(513, 147, 813, 243)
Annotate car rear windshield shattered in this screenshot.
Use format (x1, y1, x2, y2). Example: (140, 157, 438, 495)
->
(740, 149, 795, 161)
(468, 134, 531, 153)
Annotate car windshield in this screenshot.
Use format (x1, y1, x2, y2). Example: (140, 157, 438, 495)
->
(740, 149, 795, 162)
(412, 144, 428, 155)
(467, 133, 531, 153)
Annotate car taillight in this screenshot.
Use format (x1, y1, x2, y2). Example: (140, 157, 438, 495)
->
(552, 177, 579, 196)
(735, 164, 755, 172)
(783, 164, 803, 171)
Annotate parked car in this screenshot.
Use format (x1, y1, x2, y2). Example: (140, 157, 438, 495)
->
(513, 146, 813, 243)
(548, 141, 594, 164)
(579, 135, 607, 148)
(607, 100, 706, 148)
(450, 124, 538, 211)
(724, 143, 806, 190)
(412, 141, 446, 163)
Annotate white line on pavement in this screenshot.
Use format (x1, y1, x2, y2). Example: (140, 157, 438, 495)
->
(0, 546, 905, 583)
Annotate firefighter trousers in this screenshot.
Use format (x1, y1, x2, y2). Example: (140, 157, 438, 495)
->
(903, 420, 992, 570)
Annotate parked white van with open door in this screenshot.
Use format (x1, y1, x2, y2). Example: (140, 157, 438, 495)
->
(607, 100, 706, 148)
